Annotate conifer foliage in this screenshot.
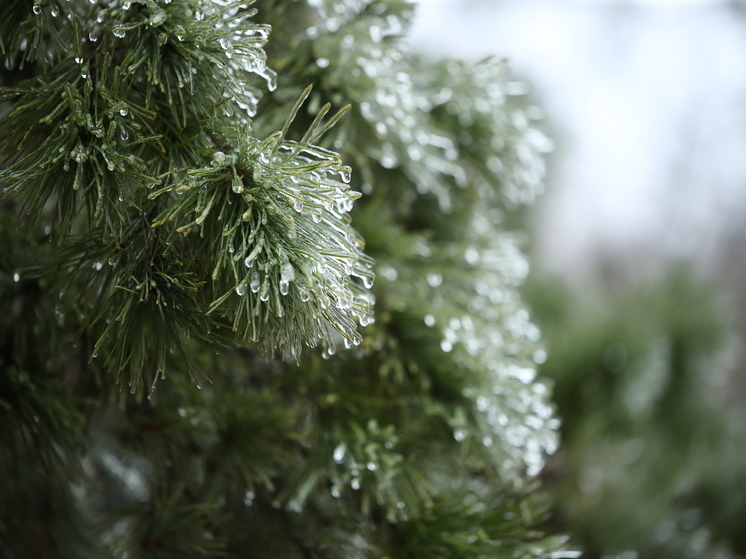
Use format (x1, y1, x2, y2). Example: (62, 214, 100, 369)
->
(0, 1, 568, 557)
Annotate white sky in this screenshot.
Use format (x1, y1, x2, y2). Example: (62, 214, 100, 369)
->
(410, 0, 746, 277)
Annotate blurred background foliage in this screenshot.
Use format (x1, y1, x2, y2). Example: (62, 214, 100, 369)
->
(523, 266, 746, 559)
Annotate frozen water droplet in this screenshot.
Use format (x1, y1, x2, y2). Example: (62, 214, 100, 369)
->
(32, 5, 41, 14)
(236, 283, 246, 296)
(533, 349, 547, 364)
(465, 247, 480, 265)
(350, 478, 360, 490)
(454, 429, 467, 442)
(74, 57, 83, 64)
(113, 28, 126, 38)
(427, 273, 443, 287)
(263, 69, 277, 92)
(279, 280, 289, 296)
(366, 462, 377, 472)
(120, 128, 129, 141)
(12, 273, 20, 283)
(293, 199, 303, 213)
(339, 167, 351, 183)
(440, 340, 453, 353)
(92, 261, 103, 271)
(149, 7, 166, 26)
(280, 263, 295, 284)
(316, 58, 330, 69)
(331, 486, 341, 498)
(50, 4, 59, 16)
(424, 314, 435, 327)
(119, 108, 128, 117)
(211, 151, 226, 166)
(122, 1, 131, 7)
(333, 445, 345, 463)
(89, 32, 97, 42)
(177, 407, 187, 417)
(249, 270, 260, 292)
(259, 279, 270, 302)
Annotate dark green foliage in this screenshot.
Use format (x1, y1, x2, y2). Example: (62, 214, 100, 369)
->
(0, 1, 569, 557)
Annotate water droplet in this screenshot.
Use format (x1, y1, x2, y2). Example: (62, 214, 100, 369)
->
(280, 263, 295, 284)
(338, 167, 351, 183)
(424, 314, 435, 327)
(12, 273, 20, 283)
(330, 486, 341, 498)
(92, 261, 103, 271)
(316, 58, 330, 69)
(113, 28, 126, 39)
(89, 32, 97, 42)
(333, 445, 345, 463)
(259, 279, 270, 302)
(235, 283, 246, 296)
(366, 462, 377, 472)
(350, 478, 360, 490)
(249, 270, 260, 293)
(293, 199, 303, 213)
(32, 5, 41, 14)
(50, 4, 59, 16)
(440, 340, 453, 353)
(454, 429, 467, 442)
(427, 273, 443, 287)
(149, 7, 166, 26)
(533, 349, 548, 364)
(211, 151, 226, 166)
(177, 407, 187, 417)
(120, 128, 129, 141)
(119, 108, 128, 117)
(465, 247, 480, 265)
(243, 490, 255, 506)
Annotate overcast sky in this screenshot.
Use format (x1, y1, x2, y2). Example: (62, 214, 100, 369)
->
(410, 0, 746, 278)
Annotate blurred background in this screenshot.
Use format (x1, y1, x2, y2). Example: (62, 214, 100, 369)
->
(411, 1, 746, 558)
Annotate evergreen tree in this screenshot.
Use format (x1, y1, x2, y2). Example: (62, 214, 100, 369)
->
(0, 1, 568, 557)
